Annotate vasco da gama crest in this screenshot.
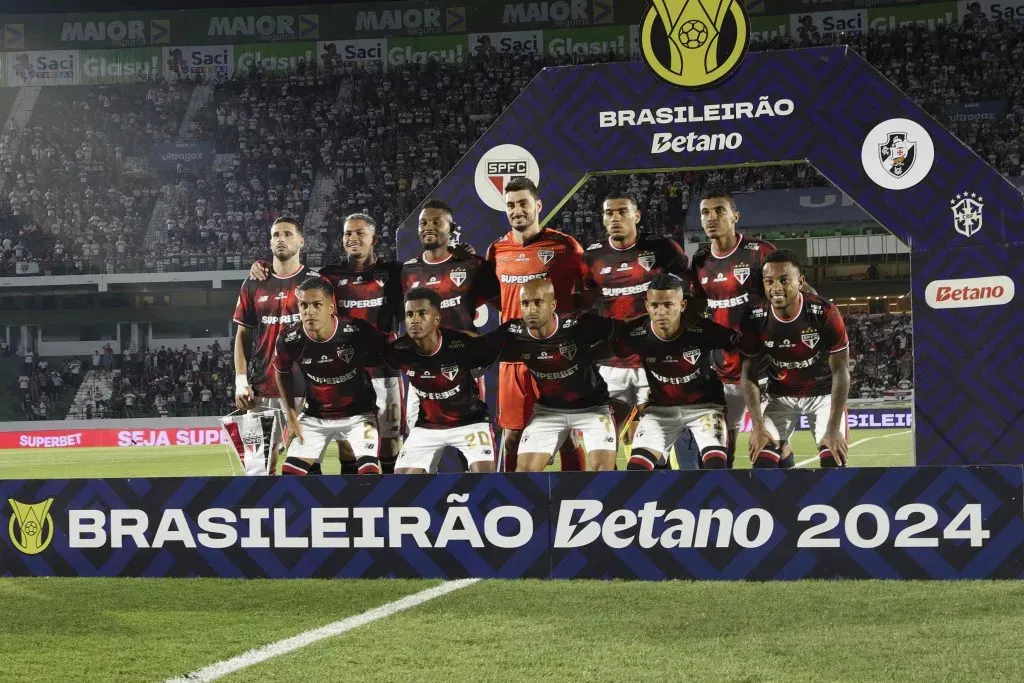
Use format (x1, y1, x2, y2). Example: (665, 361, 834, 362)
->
(878, 132, 916, 178)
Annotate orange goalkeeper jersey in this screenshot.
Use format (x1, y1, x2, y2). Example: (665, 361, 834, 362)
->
(485, 228, 586, 322)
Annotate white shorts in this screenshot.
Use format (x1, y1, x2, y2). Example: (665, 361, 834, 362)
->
(762, 395, 849, 445)
(373, 376, 404, 439)
(396, 422, 495, 473)
(723, 383, 748, 431)
(599, 365, 650, 406)
(519, 404, 616, 461)
(632, 404, 728, 461)
(287, 413, 379, 463)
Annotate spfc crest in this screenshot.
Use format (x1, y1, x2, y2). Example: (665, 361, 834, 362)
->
(878, 132, 916, 178)
(801, 331, 820, 349)
(682, 349, 701, 365)
(733, 265, 750, 284)
(450, 268, 467, 287)
(441, 364, 459, 381)
(374, 270, 389, 288)
(559, 343, 577, 360)
(336, 346, 355, 363)
(950, 192, 984, 238)
(638, 253, 656, 272)
(538, 249, 554, 265)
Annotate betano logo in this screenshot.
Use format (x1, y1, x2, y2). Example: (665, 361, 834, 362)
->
(640, 0, 749, 89)
(8, 498, 55, 554)
(925, 276, 1015, 310)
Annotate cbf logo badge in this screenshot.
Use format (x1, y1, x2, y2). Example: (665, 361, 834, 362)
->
(474, 144, 541, 212)
(640, 0, 750, 89)
(878, 132, 915, 178)
(8, 498, 54, 555)
(860, 118, 934, 191)
(950, 192, 984, 238)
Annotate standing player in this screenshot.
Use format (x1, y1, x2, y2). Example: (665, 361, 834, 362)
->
(401, 199, 499, 432)
(582, 192, 689, 461)
(486, 279, 618, 472)
(740, 251, 850, 468)
(389, 289, 499, 474)
(690, 189, 778, 468)
(612, 274, 736, 470)
(273, 277, 389, 476)
(250, 213, 405, 473)
(231, 216, 311, 475)
(486, 177, 589, 472)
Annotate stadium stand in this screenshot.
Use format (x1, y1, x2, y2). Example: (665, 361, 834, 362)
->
(9, 17, 1024, 418)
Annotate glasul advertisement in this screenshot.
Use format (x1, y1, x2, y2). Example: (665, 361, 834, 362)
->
(6, 49, 79, 85)
(544, 25, 629, 58)
(80, 46, 161, 83)
(387, 34, 468, 67)
(162, 45, 233, 80)
(234, 41, 315, 75)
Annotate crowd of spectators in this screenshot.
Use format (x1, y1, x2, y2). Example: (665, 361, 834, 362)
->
(15, 353, 83, 420)
(1, 18, 1021, 273)
(0, 82, 193, 276)
(846, 313, 914, 399)
(63, 342, 235, 420)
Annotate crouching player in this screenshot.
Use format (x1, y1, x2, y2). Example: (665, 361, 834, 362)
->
(486, 278, 618, 472)
(612, 274, 737, 470)
(388, 288, 499, 473)
(273, 277, 390, 475)
(741, 250, 851, 468)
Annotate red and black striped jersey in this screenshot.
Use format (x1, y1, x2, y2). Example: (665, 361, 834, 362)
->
(273, 317, 388, 419)
(740, 294, 849, 398)
(232, 264, 313, 398)
(486, 311, 615, 411)
(319, 259, 403, 336)
(690, 234, 776, 383)
(613, 316, 736, 407)
(583, 235, 689, 368)
(400, 252, 499, 331)
(387, 330, 499, 429)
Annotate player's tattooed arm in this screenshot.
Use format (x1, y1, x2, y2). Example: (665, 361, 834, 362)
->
(823, 349, 851, 465)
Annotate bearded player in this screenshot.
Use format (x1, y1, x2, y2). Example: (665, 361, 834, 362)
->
(251, 213, 405, 473)
(401, 199, 499, 432)
(582, 192, 689, 463)
(612, 274, 736, 470)
(273, 277, 390, 475)
(230, 216, 313, 474)
(740, 251, 850, 468)
(486, 278, 618, 472)
(486, 177, 589, 473)
(389, 288, 499, 474)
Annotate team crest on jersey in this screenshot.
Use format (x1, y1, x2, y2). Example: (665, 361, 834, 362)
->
(559, 343, 577, 360)
(450, 268, 467, 287)
(538, 249, 554, 265)
(733, 265, 751, 284)
(374, 271, 389, 288)
(638, 253, 656, 271)
(441, 365, 459, 381)
(801, 329, 820, 349)
(683, 349, 701, 365)
(336, 346, 355, 363)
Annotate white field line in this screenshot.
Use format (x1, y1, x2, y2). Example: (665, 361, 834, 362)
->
(794, 429, 912, 468)
(166, 578, 480, 683)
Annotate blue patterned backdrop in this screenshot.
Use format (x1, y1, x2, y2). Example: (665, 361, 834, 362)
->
(397, 49, 1024, 466)
(3, 468, 1021, 579)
